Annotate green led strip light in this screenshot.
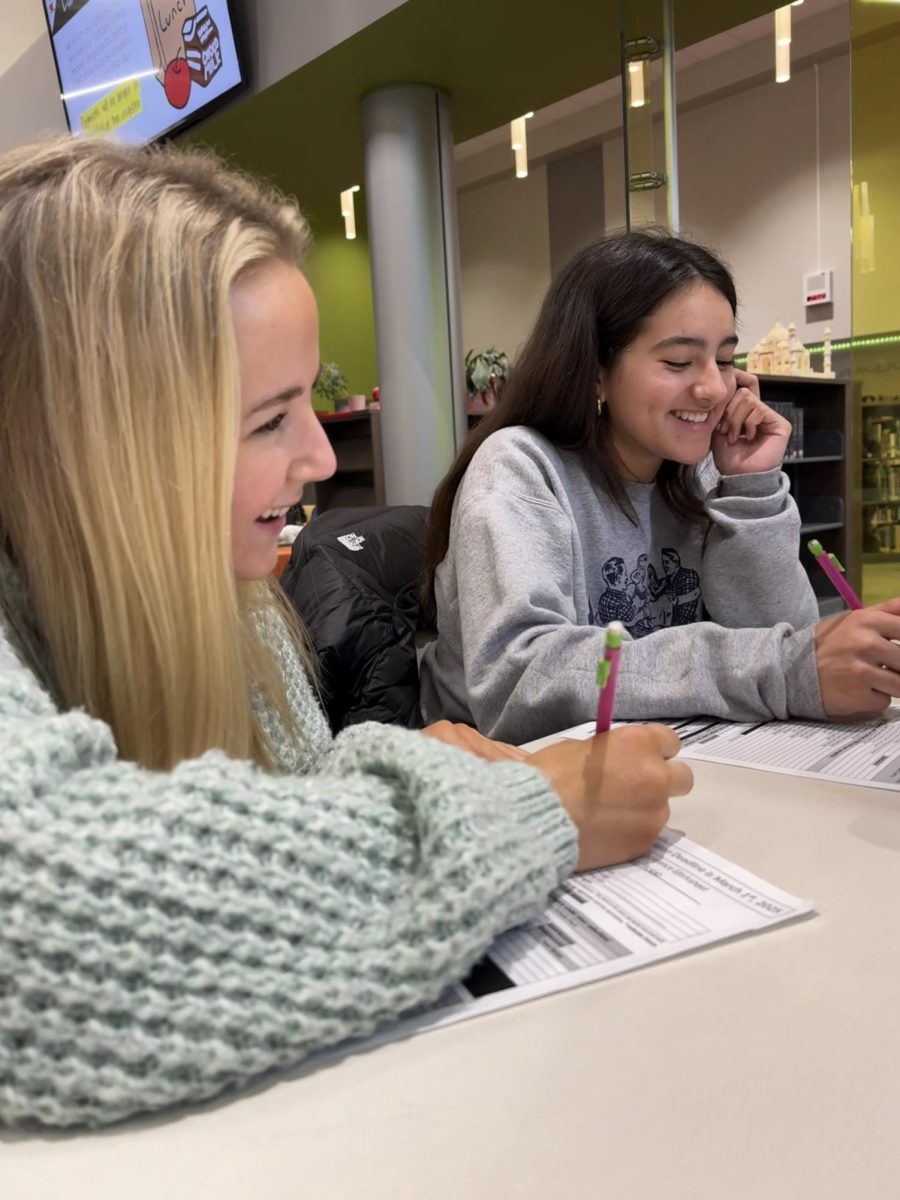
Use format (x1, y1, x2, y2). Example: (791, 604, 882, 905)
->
(735, 332, 900, 366)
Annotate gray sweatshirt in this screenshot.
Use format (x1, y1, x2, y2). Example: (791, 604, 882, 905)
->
(420, 426, 824, 743)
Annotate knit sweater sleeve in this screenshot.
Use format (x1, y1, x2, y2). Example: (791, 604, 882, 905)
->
(0, 632, 575, 1129)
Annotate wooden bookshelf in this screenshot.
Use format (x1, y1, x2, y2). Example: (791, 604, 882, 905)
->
(757, 375, 858, 617)
(303, 409, 385, 513)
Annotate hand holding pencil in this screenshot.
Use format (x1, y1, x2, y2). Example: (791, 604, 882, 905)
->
(529, 621, 692, 871)
(530, 725, 692, 871)
(814, 597, 900, 718)
(808, 539, 900, 718)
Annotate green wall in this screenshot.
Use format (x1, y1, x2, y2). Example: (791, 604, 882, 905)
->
(851, 8, 900, 337)
(181, 130, 378, 412)
(303, 213, 378, 407)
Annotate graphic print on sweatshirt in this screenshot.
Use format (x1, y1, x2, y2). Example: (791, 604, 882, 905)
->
(590, 549, 701, 637)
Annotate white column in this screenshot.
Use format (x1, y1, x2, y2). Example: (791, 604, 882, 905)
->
(361, 85, 467, 506)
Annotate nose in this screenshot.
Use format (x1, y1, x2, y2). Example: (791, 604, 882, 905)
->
(288, 408, 337, 487)
(690, 360, 731, 407)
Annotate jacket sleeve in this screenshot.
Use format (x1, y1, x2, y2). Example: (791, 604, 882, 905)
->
(0, 635, 575, 1128)
(701, 469, 820, 631)
(443, 488, 824, 744)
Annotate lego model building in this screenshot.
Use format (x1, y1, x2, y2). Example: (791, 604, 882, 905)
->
(746, 322, 835, 379)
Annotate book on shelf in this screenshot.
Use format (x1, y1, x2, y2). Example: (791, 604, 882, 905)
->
(863, 410, 900, 462)
(866, 466, 900, 496)
(861, 406, 900, 551)
(870, 521, 900, 553)
(869, 503, 900, 526)
(766, 400, 804, 459)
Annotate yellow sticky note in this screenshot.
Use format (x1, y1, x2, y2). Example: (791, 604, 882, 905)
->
(79, 79, 143, 135)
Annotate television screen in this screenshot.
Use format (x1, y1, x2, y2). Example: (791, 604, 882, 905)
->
(42, 0, 244, 144)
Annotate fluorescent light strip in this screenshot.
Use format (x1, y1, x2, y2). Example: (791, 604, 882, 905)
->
(340, 185, 360, 240)
(628, 60, 646, 108)
(510, 112, 534, 179)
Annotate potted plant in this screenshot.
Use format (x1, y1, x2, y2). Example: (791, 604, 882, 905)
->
(465, 347, 510, 414)
(313, 361, 350, 411)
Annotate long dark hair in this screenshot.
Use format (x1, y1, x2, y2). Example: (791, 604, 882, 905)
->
(422, 228, 737, 621)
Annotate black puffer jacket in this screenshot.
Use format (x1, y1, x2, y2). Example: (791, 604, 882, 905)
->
(280, 506, 429, 733)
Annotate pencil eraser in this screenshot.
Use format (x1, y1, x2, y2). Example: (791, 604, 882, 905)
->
(605, 621, 624, 649)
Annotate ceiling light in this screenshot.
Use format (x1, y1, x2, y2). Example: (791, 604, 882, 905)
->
(340, 185, 360, 240)
(775, 7, 791, 82)
(510, 112, 534, 178)
(628, 60, 646, 108)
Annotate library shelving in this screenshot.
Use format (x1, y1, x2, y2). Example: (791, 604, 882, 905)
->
(861, 394, 900, 564)
(757, 375, 858, 617)
(302, 409, 385, 513)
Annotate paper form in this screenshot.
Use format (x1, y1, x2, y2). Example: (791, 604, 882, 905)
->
(548, 710, 900, 791)
(670, 712, 900, 788)
(408, 829, 812, 1033)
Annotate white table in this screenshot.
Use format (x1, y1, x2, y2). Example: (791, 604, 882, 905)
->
(5, 757, 900, 1200)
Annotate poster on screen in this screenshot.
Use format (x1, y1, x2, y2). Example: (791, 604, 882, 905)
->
(42, 0, 243, 144)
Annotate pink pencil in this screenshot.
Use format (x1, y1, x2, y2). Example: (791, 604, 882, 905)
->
(595, 621, 624, 734)
(808, 539, 862, 611)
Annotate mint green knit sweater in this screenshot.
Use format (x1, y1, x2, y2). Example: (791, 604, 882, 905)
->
(0, 559, 576, 1128)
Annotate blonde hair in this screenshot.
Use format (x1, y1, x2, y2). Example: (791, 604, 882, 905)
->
(0, 136, 312, 770)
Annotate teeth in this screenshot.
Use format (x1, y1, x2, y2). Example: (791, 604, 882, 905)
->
(672, 410, 709, 424)
(258, 505, 290, 520)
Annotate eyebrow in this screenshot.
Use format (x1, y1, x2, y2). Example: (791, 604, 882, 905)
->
(248, 386, 305, 417)
(652, 334, 739, 352)
(247, 366, 321, 418)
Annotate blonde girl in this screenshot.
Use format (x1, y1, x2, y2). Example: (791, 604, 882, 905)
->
(0, 137, 688, 1128)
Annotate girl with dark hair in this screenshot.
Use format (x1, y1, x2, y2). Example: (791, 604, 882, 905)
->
(420, 230, 900, 744)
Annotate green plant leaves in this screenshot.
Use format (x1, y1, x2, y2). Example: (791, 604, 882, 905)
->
(313, 361, 349, 405)
(465, 346, 510, 394)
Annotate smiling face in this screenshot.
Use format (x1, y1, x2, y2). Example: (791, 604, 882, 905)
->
(601, 281, 738, 482)
(230, 259, 336, 581)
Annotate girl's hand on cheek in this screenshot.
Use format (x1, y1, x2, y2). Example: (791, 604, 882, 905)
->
(712, 368, 791, 476)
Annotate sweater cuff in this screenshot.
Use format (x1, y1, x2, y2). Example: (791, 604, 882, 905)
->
(493, 761, 579, 882)
(717, 468, 785, 499)
(783, 625, 826, 719)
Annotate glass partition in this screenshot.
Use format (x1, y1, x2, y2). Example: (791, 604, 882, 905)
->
(850, 0, 900, 598)
(619, 0, 677, 229)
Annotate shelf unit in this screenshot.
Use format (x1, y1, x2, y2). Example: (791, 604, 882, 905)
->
(301, 409, 385, 514)
(860, 394, 900, 564)
(756, 375, 858, 618)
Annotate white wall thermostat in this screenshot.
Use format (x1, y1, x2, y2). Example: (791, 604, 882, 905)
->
(803, 269, 833, 307)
